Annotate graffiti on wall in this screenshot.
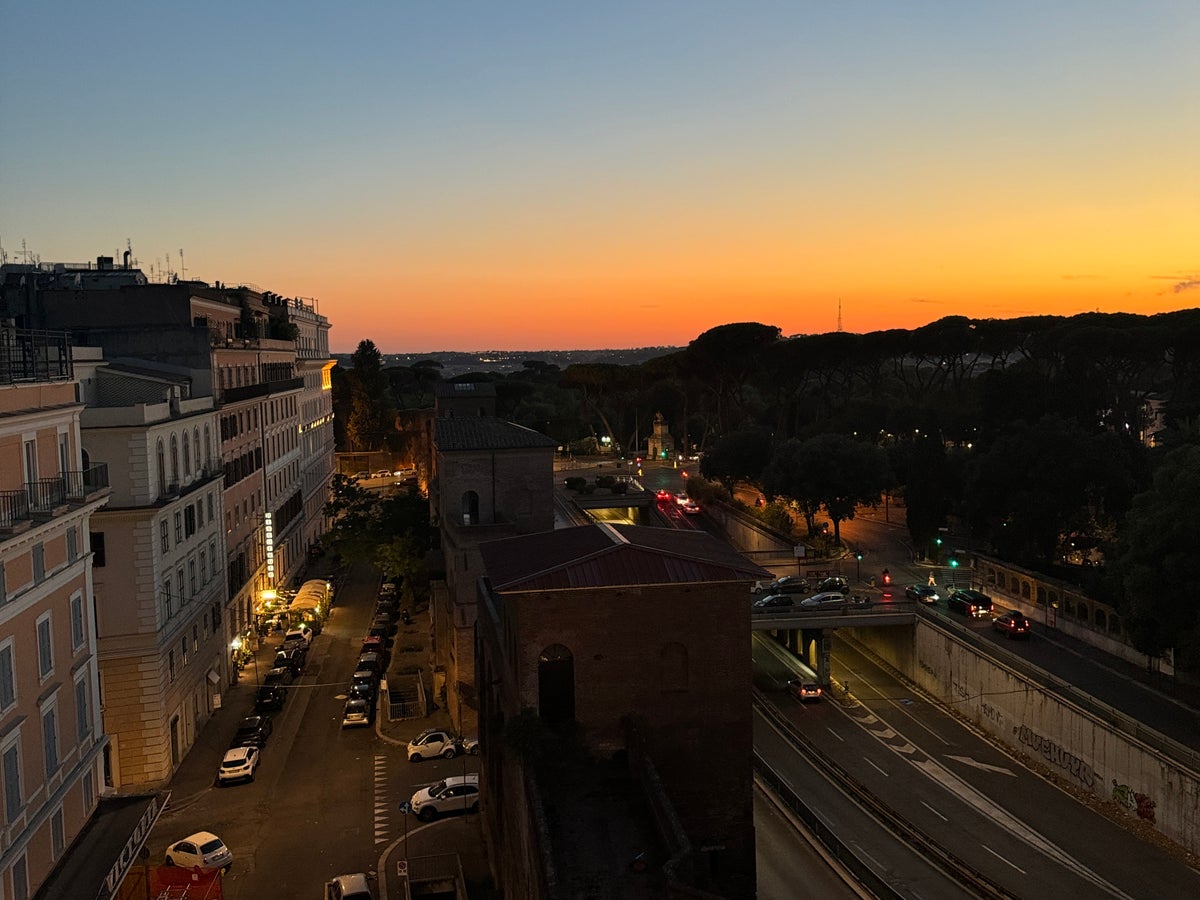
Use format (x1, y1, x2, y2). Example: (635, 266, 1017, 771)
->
(1014, 724, 1099, 789)
(1111, 779, 1158, 825)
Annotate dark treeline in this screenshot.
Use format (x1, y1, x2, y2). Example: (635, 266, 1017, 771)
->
(334, 309, 1200, 670)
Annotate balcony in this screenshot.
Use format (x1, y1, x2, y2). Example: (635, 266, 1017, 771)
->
(0, 465, 110, 534)
(220, 376, 304, 405)
(0, 328, 73, 385)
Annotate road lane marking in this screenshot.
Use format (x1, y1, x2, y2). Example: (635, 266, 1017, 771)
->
(946, 754, 1016, 777)
(920, 801, 948, 822)
(984, 844, 1027, 874)
(865, 758, 889, 777)
(826, 727, 845, 742)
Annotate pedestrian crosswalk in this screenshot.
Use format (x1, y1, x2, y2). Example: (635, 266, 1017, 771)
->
(374, 756, 390, 843)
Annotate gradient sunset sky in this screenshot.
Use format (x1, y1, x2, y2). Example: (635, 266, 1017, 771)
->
(3, 2, 1197, 353)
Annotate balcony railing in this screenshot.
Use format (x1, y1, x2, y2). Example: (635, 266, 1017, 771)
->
(0, 328, 73, 385)
(0, 466, 111, 532)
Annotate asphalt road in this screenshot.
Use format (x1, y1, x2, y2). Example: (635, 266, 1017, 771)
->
(754, 634, 1200, 899)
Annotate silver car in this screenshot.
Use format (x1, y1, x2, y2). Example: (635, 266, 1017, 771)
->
(799, 591, 846, 609)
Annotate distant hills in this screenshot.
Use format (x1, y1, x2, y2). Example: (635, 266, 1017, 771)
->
(332, 347, 680, 377)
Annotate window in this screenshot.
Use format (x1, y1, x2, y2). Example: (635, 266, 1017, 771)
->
(66, 527, 78, 563)
(0, 562, 6, 602)
(188, 559, 197, 597)
(184, 506, 196, 537)
(168, 650, 176, 682)
(210, 539, 218, 575)
(182, 431, 191, 476)
(12, 853, 28, 900)
(70, 593, 85, 651)
(32, 543, 44, 583)
(91, 531, 106, 567)
(0, 640, 15, 711)
(23, 439, 38, 484)
(51, 807, 64, 858)
(199, 550, 207, 584)
(196, 499, 203, 527)
(181, 637, 189, 665)
(42, 703, 59, 777)
(192, 624, 199, 652)
(163, 579, 173, 620)
(75, 672, 92, 742)
(3, 739, 22, 824)
(207, 492, 214, 521)
(160, 520, 169, 554)
(170, 434, 179, 482)
(83, 769, 94, 811)
(37, 613, 53, 678)
(156, 438, 166, 494)
(174, 512, 182, 543)
(177, 568, 185, 605)
(58, 433, 69, 476)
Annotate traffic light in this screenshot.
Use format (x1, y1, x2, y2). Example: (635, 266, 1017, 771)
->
(935, 537, 943, 547)
(949, 558, 959, 568)
(856, 552, 863, 561)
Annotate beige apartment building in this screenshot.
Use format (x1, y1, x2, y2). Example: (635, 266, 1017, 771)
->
(75, 350, 228, 790)
(0, 328, 110, 899)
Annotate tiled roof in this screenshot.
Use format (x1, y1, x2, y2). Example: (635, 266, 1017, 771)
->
(435, 416, 557, 451)
(480, 523, 771, 591)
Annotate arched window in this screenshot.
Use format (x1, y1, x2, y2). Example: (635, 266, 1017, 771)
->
(193, 428, 201, 473)
(1095, 609, 1107, 631)
(1109, 614, 1121, 634)
(538, 644, 575, 724)
(170, 435, 180, 483)
(1020, 581, 1031, 600)
(461, 490, 480, 526)
(203, 424, 212, 468)
(660, 642, 688, 692)
(182, 430, 191, 476)
(156, 438, 166, 493)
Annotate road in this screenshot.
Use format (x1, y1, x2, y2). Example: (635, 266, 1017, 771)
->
(754, 634, 1200, 899)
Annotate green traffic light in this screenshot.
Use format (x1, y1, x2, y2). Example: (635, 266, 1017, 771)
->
(949, 558, 959, 568)
(935, 537, 943, 546)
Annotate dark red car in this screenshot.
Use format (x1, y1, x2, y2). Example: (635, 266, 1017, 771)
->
(993, 611, 1031, 639)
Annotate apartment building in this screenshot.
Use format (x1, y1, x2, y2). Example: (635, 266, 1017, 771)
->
(7, 260, 332, 682)
(74, 350, 227, 790)
(0, 328, 110, 899)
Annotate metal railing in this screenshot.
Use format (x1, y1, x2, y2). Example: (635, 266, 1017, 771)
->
(0, 328, 73, 385)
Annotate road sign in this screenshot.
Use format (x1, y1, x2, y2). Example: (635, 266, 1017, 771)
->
(397, 801, 411, 814)
(397, 859, 409, 879)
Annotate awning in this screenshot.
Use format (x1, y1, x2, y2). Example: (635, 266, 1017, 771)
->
(34, 791, 169, 900)
(207, 670, 221, 685)
(290, 598, 320, 612)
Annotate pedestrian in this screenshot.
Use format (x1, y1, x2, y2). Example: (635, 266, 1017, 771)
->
(928, 572, 936, 587)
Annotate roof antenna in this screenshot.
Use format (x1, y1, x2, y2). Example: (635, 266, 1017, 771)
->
(837, 298, 843, 333)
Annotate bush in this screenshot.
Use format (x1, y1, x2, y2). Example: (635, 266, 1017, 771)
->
(564, 476, 587, 491)
(612, 481, 628, 494)
(595, 475, 615, 488)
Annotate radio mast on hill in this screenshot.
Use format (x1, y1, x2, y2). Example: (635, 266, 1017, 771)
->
(837, 298, 843, 332)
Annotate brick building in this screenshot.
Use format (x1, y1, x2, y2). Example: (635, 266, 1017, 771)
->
(475, 523, 768, 899)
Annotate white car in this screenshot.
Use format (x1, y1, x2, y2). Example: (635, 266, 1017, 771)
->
(407, 728, 462, 761)
(217, 746, 260, 784)
(284, 625, 312, 647)
(325, 873, 374, 900)
(409, 774, 480, 821)
(164, 831, 233, 871)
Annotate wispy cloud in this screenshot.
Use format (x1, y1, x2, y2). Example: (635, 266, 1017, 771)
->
(1173, 279, 1200, 293)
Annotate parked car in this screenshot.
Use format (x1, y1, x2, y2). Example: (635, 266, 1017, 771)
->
(370, 615, 396, 636)
(284, 625, 313, 648)
(948, 588, 994, 618)
(786, 679, 823, 702)
(378, 581, 397, 599)
(407, 728, 464, 762)
(372, 469, 391, 478)
(263, 666, 294, 688)
(164, 831, 233, 871)
(325, 873, 374, 900)
(255, 685, 288, 712)
(351, 471, 369, 481)
(273, 648, 305, 675)
(800, 591, 846, 609)
(348, 681, 376, 705)
(229, 715, 272, 748)
(813, 576, 850, 594)
(460, 736, 480, 755)
(217, 746, 260, 784)
(356, 652, 384, 677)
(367, 625, 392, 644)
(752, 594, 794, 609)
(409, 774, 480, 821)
(906, 584, 940, 604)
(994, 611, 1032, 638)
(752, 575, 810, 595)
(350, 670, 378, 700)
(361, 635, 386, 656)
(342, 697, 373, 728)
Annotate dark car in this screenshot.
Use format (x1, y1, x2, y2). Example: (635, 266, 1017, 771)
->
(348, 681, 376, 706)
(367, 625, 392, 645)
(361, 634, 386, 656)
(229, 715, 272, 748)
(272, 648, 305, 675)
(255, 685, 288, 712)
(906, 584, 940, 604)
(356, 652, 384, 677)
(371, 615, 397, 636)
(373, 603, 399, 622)
(350, 670, 378, 700)
(814, 576, 850, 595)
(752, 575, 810, 595)
(262, 666, 294, 687)
(947, 588, 994, 618)
(994, 611, 1032, 638)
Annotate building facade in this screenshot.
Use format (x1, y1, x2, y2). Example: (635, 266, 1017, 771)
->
(0, 328, 110, 898)
(75, 350, 228, 790)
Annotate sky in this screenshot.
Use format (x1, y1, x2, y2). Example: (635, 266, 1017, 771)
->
(2, 2, 1198, 354)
